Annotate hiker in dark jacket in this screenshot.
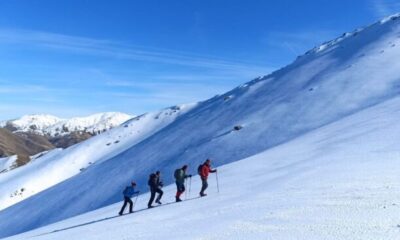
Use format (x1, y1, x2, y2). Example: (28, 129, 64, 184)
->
(174, 165, 192, 202)
(199, 159, 217, 197)
(119, 181, 140, 215)
(148, 171, 164, 208)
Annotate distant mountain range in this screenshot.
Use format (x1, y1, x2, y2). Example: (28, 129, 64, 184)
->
(0, 112, 133, 137)
(0, 112, 133, 170)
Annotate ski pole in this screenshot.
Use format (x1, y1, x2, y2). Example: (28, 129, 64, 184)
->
(132, 193, 139, 211)
(216, 171, 220, 193)
(184, 181, 188, 200)
(189, 177, 192, 198)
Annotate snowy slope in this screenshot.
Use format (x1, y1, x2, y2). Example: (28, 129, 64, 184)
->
(2, 14, 400, 238)
(6, 95, 400, 240)
(0, 156, 17, 173)
(0, 105, 194, 211)
(0, 112, 133, 137)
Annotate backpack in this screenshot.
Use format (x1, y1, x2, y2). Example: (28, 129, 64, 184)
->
(174, 169, 180, 179)
(197, 164, 204, 175)
(148, 173, 156, 186)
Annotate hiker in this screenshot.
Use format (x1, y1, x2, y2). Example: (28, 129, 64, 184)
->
(174, 165, 192, 202)
(148, 171, 164, 208)
(199, 159, 217, 197)
(119, 181, 140, 215)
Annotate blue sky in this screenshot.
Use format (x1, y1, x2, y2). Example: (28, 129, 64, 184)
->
(0, 0, 399, 120)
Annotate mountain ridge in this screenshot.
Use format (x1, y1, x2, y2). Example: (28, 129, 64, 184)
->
(0, 112, 134, 137)
(0, 112, 134, 172)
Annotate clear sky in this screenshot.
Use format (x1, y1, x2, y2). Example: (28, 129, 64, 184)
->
(0, 0, 399, 120)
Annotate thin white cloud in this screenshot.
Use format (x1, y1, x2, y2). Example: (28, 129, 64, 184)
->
(0, 84, 50, 93)
(99, 81, 229, 103)
(262, 30, 339, 57)
(370, 0, 400, 18)
(0, 103, 92, 121)
(0, 83, 83, 95)
(0, 28, 268, 74)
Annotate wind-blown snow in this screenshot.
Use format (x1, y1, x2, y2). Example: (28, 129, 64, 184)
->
(5, 95, 400, 240)
(0, 105, 194, 211)
(1, 14, 400, 239)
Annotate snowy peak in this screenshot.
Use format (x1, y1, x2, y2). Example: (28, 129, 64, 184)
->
(50, 112, 134, 136)
(1, 114, 62, 132)
(1, 112, 134, 137)
(294, 13, 400, 59)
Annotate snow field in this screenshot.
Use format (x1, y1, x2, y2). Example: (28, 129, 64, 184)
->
(6, 96, 400, 240)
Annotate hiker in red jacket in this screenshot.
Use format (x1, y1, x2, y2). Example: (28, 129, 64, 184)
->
(199, 159, 217, 197)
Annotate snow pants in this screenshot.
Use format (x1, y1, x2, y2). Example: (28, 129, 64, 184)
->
(200, 178, 208, 195)
(148, 187, 163, 207)
(175, 182, 185, 198)
(119, 197, 133, 214)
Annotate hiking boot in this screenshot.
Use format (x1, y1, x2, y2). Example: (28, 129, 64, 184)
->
(148, 205, 154, 209)
(118, 212, 123, 216)
(175, 197, 182, 202)
(156, 200, 162, 205)
(200, 193, 207, 197)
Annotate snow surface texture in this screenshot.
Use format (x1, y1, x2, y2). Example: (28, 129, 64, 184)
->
(0, 156, 17, 173)
(0, 105, 193, 211)
(5, 95, 400, 240)
(2, 14, 400, 238)
(0, 112, 133, 136)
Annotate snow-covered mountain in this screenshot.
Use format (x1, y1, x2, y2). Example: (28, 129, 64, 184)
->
(0, 105, 193, 211)
(5, 94, 400, 240)
(0, 112, 135, 172)
(0, 112, 133, 137)
(2, 14, 400, 239)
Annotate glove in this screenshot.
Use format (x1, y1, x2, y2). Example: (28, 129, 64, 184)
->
(189, 175, 192, 178)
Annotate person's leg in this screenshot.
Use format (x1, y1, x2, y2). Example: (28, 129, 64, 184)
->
(155, 188, 163, 204)
(148, 189, 156, 208)
(128, 198, 133, 213)
(119, 197, 128, 215)
(200, 179, 208, 196)
(175, 182, 179, 197)
(176, 183, 185, 202)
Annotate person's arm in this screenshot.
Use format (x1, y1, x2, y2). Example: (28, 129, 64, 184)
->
(210, 168, 217, 173)
(185, 173, 192, 178)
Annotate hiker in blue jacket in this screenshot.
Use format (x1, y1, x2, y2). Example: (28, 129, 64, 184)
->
(119, 181, 140, 215)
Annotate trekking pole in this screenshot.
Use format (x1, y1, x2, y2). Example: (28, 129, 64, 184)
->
(185, 181, 188, 200)
(216, 171, 220, 193)
(132, 194, 139, 211)
(189, 177, 192, 198)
